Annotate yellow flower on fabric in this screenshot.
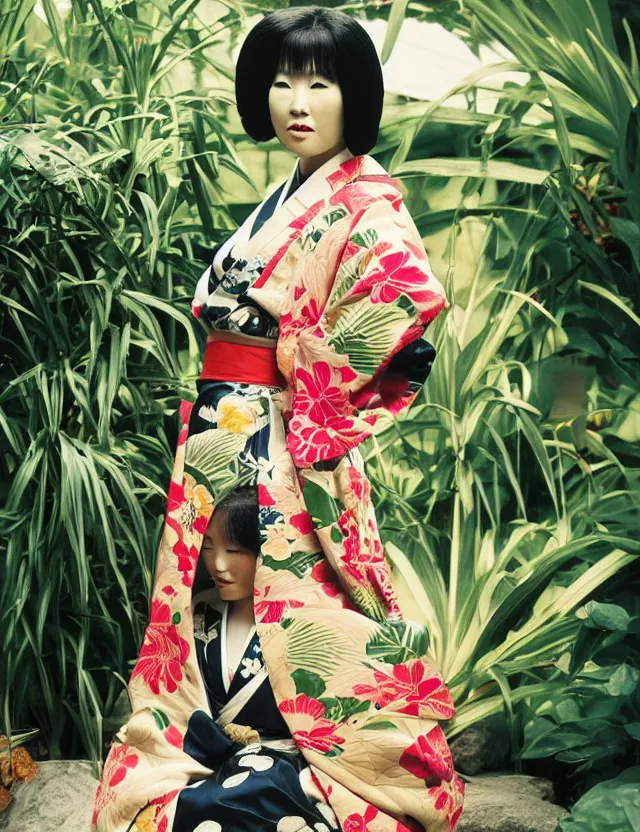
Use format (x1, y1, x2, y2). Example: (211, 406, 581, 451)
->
(217, 396, 263, 435)
(178, 473, 213, 536)
(261, 521, 291, 561)
(184, 473, 212, 513)
(133, 806, 155, 832)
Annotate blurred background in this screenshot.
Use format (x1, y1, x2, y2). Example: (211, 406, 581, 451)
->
(1, 0, 639, 828)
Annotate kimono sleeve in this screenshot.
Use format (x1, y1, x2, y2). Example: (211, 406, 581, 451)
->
(284, 199, 448, 468)
(191, 240, 226, 329)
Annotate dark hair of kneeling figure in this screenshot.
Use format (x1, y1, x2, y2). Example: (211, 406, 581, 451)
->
(193, 486, 261, 599)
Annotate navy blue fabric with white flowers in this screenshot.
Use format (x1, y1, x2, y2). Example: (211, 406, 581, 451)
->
(173, 601, 339, 832)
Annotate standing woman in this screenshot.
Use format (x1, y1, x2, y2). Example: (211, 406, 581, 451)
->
(93, 7, 463, 832)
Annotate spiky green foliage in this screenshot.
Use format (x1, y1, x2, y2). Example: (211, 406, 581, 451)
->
(369, 0, 640, 744)
(0, 0, 247, 759)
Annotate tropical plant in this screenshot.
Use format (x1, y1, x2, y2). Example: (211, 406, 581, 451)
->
(521, 596, 640, 794)
(369, 0, 640, 749)
(0, 0, 248, 760)
(557, 766, 640, 832)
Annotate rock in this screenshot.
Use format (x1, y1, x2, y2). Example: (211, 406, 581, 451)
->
(0, 760, 97, 832)
(450, 715, 511, 775)
(458, 773, 568, 832)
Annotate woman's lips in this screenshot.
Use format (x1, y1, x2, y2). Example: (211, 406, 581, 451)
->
(216, 578, 233, 587)
(288, 124, 314, 133)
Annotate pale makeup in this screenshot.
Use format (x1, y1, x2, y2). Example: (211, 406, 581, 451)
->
(200, 508, 258, 677)
(200, 509, 257, 605)
(268, 70, 346, 177)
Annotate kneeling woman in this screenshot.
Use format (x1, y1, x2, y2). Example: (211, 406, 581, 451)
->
(175, 487, 340, 832)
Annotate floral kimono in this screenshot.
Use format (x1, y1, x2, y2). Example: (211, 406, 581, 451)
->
(93, 149, 464, 832)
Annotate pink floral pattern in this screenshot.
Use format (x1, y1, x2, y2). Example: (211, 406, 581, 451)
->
(353, 659, 455, 719)
(278, 694, 345, 754)
(253, 585, 304, 624)
(430, 776, 465, 831)
(146, 788, 181, 832)
(326, 156, 365, 191)
(287, 416, 363, 465)
(165, 472, 213, 587)
(399, 726, 455, 783)
(335, 508, 391, 598)
(130, 599, 190, 695)
(343, 803, 378, 831)
(311, 559, 342, 598)
(163, 725, 183, 750)
(293, 363, 354, 425)
(92, 744, 139, 825)
(352, 249, 446, 307)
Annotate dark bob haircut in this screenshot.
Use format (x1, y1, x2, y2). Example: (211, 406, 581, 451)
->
(214, 486, 261, 556)
(235, 7, 384, 156)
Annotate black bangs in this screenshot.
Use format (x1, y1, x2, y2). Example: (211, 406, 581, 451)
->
(216, 486, 260, 555)
(235, 7, 384, 155)
(276, 26, 338, 82)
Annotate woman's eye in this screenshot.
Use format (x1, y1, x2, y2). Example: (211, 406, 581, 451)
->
(311, 82, 327, 89)
(273, 81, 289, 89)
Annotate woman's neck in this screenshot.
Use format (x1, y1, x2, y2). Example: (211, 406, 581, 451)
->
(298, 142, 347, 179)
(228, 595, 255, 627)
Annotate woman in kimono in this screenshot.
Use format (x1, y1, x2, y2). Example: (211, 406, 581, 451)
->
(93, 7, 464, 832)
(177, 487, 341, 832)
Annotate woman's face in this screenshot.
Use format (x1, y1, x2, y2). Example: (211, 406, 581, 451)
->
(200, 509, 257, 602)
(268, 70, 345, 166)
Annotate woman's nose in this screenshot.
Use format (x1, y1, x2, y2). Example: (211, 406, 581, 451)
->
(213, 552, 228, 574)
(290, 87, 309, 116)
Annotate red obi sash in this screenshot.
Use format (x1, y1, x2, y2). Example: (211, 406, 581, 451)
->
(200, 337, 285, 387)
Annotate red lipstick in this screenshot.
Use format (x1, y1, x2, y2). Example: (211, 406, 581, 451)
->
(288, 123, 314, 132)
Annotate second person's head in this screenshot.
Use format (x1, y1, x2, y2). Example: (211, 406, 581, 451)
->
(200, 487, 260, 603)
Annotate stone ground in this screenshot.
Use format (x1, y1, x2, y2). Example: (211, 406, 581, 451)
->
(0, 761, 96, 832)
(0, 762, 568, 832)
(457, 773, 567, 832)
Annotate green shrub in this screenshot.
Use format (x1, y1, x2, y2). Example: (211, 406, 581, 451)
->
(558, 767, 640, 832)
(0, 0, 244, 760)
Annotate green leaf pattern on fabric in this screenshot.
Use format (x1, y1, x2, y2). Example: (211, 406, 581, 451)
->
(301, 479, 340, 529)
(285, 619, 357, 677)
(329, 300, 411, 376)
(366, 619, 430, 664)
(291, 668, 327, 699)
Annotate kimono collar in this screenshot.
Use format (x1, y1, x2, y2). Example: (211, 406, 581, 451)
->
(236, 148, 386, 262)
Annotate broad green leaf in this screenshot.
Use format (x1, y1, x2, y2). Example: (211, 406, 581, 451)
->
(605, 665, 640, 697)
(395, 158, 550, 186)
(581, 600, 632, 632)
(558, 768, 640, 832)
